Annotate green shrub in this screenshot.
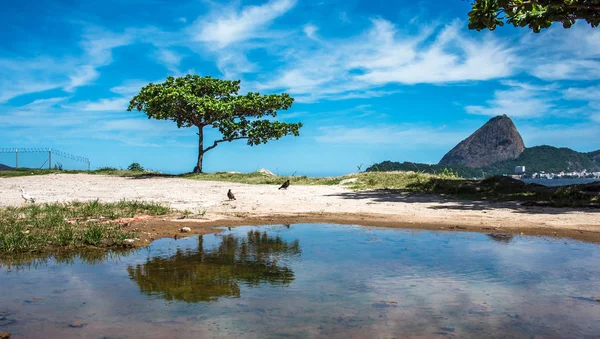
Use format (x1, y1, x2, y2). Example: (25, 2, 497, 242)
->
(127, 163, 145, 172)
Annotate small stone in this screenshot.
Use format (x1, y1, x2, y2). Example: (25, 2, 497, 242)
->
(123, 239, 135, 244)
(180, 227, 191, 233)
(0, 331, 10, 339)
(69, 321, 86, 328)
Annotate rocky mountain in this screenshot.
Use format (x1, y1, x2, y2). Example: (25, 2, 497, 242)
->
(439, 115, 525, 168)
(368, 145, 600, 178)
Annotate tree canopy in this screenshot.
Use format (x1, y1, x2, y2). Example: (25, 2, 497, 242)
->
(128, 75, 302, 173)
(468, 0, 600, 32)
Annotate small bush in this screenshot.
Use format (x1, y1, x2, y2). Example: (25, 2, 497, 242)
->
(127, 163, 145, 172)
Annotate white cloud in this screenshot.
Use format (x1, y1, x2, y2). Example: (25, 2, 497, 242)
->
(520, 23, 600, 81)
(23, 97, 70, 108)
(519, 122, 600, 151)
(563, 85, 600, 101)
(303, 24, 318, 39)
(0, 26, 135, 102)
(78, 98, 130, 112)
(155, 49, 185, 75)
(257, 19, 515, 102)
(531, 60, 600, 81)
(0, 57, 70, 103)
(465, 88, 554, 118)
(316, 124, 466, 147)
(64, 65, 100, 92)
(191, 0, 296, 48)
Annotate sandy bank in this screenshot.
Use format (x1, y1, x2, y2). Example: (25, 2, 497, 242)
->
(2, 174, 599, 242)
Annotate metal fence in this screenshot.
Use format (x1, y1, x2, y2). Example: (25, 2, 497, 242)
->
(0, 148, 90, 171)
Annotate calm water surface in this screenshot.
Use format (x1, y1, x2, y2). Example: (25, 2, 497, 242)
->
(1, 224, 600, 338)
(521, 178, 600, 186)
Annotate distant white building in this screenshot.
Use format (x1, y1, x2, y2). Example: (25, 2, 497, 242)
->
(514, 166, 526, 174)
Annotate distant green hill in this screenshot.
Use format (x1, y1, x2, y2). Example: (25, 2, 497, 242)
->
(589, 150, 600, 166)
(367, 146, 600, 178)
(484, 146, 599, 174)
(0, 164, 13, 171)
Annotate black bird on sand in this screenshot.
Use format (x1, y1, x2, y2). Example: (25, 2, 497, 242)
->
(227, 189, 236, 200)
(279, 180, 290, 190)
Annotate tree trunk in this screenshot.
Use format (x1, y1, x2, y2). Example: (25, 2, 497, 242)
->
(195, 126, 204, 173)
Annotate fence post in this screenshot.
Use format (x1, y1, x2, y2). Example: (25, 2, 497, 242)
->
(15, 149, 18, 169)
(88, 160, 90, 171)
(48, 148, 52, 169)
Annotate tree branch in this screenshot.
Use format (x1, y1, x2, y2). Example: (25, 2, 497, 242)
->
(203, 136, 249, 153)
(504, 1, 600, 11)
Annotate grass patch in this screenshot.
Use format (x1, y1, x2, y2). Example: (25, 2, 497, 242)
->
(183, 171, 344, 185)
(0, 200, 171, 254)
(0, 167, 157, 178)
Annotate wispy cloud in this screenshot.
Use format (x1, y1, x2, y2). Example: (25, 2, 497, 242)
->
(520, 122, 600, 151)
(563, 85, 600, 101)
(520, 23, 600, 81)
(191, 0, 296, 48)
(155, 49, 185, 75)
(316, 124, 466, 148)
(256, 19, 515, 102)
(465, 87, 554, 118)
(0, 26, 134, 102)
(77, 98, 130, 112)
(303, 24, 318, 39)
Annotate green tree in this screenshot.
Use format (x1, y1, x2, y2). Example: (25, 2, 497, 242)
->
(127, 162, 144, 172)
(128, 75, 302, 173)
(468, 0, 600, 32)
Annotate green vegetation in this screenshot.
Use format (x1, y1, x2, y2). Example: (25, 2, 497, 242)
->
(366, 161, 486, 178)
(183, 171, 343, 185)
(128, 75, 302, 173)
(0, 200, 171, 254)
(127, 162, 145, 172)
(369, 146, 600, 178)
(468, 0, 600, 33)
(485, 146, 599, 174)
(589, 150, 600, 166)
(351, 172, 599, 207)
(0, 167, 153, 178)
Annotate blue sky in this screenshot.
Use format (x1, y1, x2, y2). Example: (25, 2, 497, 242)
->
(1, 0, 599, 175)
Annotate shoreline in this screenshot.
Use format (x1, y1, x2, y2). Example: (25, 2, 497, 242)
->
(2, 174, 600, 250)
(128, 211, 600, 245)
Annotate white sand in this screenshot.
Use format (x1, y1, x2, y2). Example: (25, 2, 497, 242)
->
(1, 174, 599, 232)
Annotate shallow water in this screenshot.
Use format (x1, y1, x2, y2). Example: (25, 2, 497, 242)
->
(522, 178, 600, 187)
(1, 224, 600, 338)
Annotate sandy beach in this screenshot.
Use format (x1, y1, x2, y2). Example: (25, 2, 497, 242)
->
(2, 173, 599, 242)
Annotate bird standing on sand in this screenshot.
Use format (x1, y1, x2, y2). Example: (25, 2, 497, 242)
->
(21, 189, 35, 203)
(227, 189, 236, 201)
(279, 180, 290, 190)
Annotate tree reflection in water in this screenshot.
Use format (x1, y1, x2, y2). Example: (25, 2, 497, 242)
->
(127, 230, 301, 303)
